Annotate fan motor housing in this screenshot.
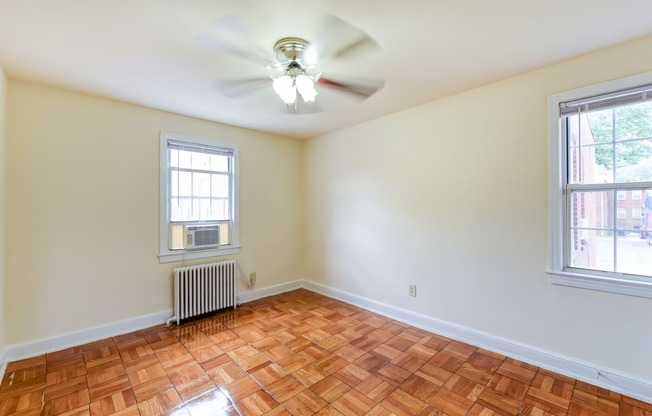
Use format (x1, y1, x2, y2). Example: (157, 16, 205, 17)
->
(274, 37, 311, 63)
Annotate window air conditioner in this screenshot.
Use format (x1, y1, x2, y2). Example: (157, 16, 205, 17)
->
(185, 225, 220, 249)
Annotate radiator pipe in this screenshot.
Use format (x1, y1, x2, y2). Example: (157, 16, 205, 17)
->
(165, 316, 177, 328)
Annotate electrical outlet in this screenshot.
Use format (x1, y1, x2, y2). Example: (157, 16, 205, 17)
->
(249, 272, 256, 285)
(408, 284, 417, 297)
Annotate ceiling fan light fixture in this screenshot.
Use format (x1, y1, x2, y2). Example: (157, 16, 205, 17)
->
(272, 75, 296, 104)
(296, 74, 317, 102)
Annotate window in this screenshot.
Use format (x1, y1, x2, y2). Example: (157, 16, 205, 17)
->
(548, 72, 652, 298)
(160, 132, 239, 262)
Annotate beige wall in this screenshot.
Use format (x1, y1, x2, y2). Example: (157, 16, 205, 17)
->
(303, 35, 652, 381)
(0, 65, 6, 357)
(6, 82, 304, 345)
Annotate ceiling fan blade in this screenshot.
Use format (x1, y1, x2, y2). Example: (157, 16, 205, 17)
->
(312, 15, 380, 64)
(215, 77, 271, 98)
(197, 16, 271, 66)
(317, 75, 384, 100)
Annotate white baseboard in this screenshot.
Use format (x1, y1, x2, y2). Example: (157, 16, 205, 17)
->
(302, 280, 652, 404)
(237, 280, 302, 304)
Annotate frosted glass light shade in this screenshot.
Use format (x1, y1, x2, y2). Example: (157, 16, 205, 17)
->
(296, 74, 317, 102)
(272, 75, 296, 104)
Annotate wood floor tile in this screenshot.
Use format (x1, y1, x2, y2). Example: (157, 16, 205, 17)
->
(88, 388, 136, 416)
(266, 375, 306, 402)
(415, 362, 453, 387)
(88, 376, 132, 402)
(45, 388, 90, 415)
(381, 388, 427, 416)
(131, 375, 173, 403)
(124, 355, 167, 387)
(188, 345, 224, 363)
(45, 362, 87, 386)
(354, 375, 396, 404)
(399, 374, 440, 403)
(86, 364, 126, 389)
(443, 374, 484, 402)
(332, 390, 375, 416)
(1, 290, 648, 416)
(283, 389, 328, 416)
(277, 354, 311, 374)
(44, 375, 88, 401)
(427, 350, 466, 373)
(136, 388, 182, 416)
(155, 344, 195, 373)
(168, 363, 216, 401)
(495, 360, 537, 385)
(209, 361, 248, 386)
(429, 387, 475, 416)
(310, 376, 350, 403)
(221, 375, 261, 403)
(293, 364, 327, 387)
(236, 390, 278, 416)
(570, 389, 620, 416)
(181, 388, 231, 416)
(374, 363, 411, 386)
(334, 364, 371, 388)
(0, 388, 43, 415)
(620, 401, 652, 416)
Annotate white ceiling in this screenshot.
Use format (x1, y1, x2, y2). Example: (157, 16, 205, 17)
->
(1, 1, 652, 139)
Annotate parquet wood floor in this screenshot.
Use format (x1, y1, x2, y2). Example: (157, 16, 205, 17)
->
(1, 289, 650, 416)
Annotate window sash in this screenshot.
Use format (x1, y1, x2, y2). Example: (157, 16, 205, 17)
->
(167, 143, 233, 229)
(160, 132, 239, 262)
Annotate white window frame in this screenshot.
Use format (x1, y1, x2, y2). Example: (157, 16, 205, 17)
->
(632, 190, 642, 200)
(616, 191, 627, 200)
(548, 71, 652, 299)
(159, 132, 240, 263)
(632, 207, 642, 219)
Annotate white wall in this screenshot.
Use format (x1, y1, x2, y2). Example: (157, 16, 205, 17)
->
(303, 35, 652, 382)
(0, 65, 6, 362)
(6, 82, 304, 345)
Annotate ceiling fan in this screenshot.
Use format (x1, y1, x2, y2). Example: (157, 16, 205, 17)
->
(197, 15, 385, 112)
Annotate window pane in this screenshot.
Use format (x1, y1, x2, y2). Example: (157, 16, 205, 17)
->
(193, 198, 212, 220)
(171, 197, 193, 221)
(586, 109, 614, 144)
(210, 198, 229, 220)
(193, 172, 211, 197)
(169, 149, 179, 167)
(191, 152, 210, 170)
(211, 174, 229, 198)
(616, 235, 652, 276)
(569, 229, 614, 272)
(171, 171, 192, 197)
(614, 101, 652, 141)
(614, 139, 652, 182)
(569, 144, 613, 184)
(211, 155, 229, 172)
(570, 191, 613, 231)
(178, 150, 192, 169)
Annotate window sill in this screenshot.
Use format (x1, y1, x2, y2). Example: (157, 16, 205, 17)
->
(159, 246, 241, 263)
(547, 269, 652, 299)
